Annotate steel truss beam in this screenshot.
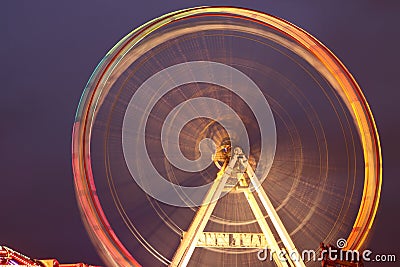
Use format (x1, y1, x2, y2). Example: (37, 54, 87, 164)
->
(170, 148, 305, 267)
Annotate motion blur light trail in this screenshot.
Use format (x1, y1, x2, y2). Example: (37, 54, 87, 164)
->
(72, 6, 381, 267)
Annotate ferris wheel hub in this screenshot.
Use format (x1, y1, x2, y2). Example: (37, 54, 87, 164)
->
(212, 138, 232, 169)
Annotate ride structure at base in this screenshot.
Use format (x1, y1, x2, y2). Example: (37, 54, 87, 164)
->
(0, 246, 100, 267)
(319, 243, 364, 267)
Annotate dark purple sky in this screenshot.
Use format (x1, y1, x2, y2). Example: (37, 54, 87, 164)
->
(1, 1, 399, 266)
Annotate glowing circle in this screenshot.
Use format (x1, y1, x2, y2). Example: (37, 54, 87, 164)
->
(72, 6, 381, 266)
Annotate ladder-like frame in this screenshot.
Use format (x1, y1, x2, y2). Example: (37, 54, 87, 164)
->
(170, 147, 305, 267)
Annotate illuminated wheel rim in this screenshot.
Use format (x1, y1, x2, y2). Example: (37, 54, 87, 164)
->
(72, 6, 381, 266)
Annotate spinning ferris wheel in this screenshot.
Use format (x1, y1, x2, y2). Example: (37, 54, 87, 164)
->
(72, 6, 381, 267)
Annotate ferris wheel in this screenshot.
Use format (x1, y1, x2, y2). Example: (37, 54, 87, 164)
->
(72, 6, 381, 267)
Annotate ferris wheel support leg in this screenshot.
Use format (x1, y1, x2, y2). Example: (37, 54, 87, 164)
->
(169, 149, 240, 267)
(246, 165, 306, 267)
(239, 173, 288, 267)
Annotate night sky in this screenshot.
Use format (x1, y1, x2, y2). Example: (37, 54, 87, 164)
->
(1, 1, 399, 266)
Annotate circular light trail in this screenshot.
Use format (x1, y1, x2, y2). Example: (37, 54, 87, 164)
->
(72, 6, 381, 267)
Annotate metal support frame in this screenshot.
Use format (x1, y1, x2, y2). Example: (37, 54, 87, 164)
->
(170, 148, 240, 267)
(246, 166, 305, 267)
(238, 172, 288, 267)
(170, 148, 305, 267)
